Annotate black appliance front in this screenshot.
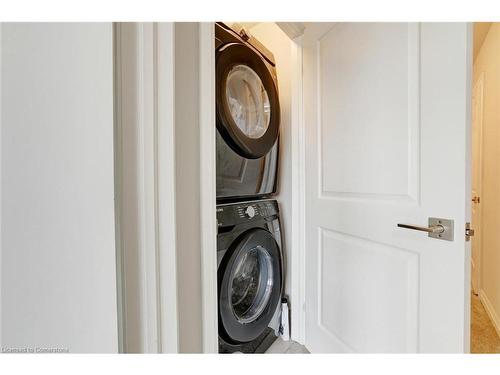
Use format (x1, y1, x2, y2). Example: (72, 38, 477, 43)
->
(216, 132, 278, 202)
(217, 200, 284, 353)
(216, 23, 280, 202)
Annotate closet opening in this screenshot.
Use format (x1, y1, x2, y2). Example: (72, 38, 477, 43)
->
(213, 22, 307, 354)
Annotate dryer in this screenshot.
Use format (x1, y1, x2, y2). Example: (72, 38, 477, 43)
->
(217, 200, 284, 353)
(215, 22, 280, 202)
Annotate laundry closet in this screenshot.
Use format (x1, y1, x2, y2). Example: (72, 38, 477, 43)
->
(214, 22, 296, 353)
(205, 22, 472, 354)
(0, 21, 474, 355)
(115, 22, 472, 354)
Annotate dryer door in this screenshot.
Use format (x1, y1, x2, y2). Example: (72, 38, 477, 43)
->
(218, 228, 282, 343)
(216, 43, 280, 159)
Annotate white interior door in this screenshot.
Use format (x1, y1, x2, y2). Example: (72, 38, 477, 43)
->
(471, 73, 484, 296)
(302, 23, 471, 353)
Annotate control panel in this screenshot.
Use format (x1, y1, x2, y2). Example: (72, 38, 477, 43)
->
(216, 200, 279, 228)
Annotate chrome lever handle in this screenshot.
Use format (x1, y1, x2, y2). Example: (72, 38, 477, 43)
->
(397, 223, 445, 234)
(397, 217, 454, 241)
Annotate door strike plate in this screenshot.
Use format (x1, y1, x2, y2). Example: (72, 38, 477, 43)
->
(465, 222, 474, 242)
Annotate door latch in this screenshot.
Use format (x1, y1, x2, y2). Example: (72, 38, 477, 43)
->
(465, 222, 475, 242)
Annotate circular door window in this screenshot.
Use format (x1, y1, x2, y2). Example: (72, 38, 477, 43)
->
(225, 65, 271, 140)
(218, 228, 282, 344)
(216, 43, 280, 159)
(230, 245, 274, 324)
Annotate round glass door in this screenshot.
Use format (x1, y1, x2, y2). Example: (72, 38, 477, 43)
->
(225, 65, 271, 140)
(216, 43, 280, 159)
(230, 245, 274, 324)
(218, 228, 282, 343)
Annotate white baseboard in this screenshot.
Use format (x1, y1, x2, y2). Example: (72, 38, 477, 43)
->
(479, 290, 500, 338)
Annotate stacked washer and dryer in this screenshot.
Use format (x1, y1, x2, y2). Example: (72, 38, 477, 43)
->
(215, 22, 286, 353)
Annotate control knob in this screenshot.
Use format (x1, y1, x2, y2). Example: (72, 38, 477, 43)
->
(245, 206, 256, 218)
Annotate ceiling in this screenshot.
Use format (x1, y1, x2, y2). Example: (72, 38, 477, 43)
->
(236, 22, 493, 60)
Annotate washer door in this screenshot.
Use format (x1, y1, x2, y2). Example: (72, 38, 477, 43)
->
(216, 43, 280, 159)
(218, 228, 282, 343)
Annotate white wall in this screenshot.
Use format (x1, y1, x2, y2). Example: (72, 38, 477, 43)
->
(473, 23, 500, 336)
(248, 23, 294, 301)
(1, 23, 118, 353)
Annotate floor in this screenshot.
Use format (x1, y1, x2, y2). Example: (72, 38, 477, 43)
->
(265, 338, 309, 354)
(265, 294, 500, 354)
(471, 293, 500, 353)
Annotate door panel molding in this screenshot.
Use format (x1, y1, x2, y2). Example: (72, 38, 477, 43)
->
(317, 227, 419, 353)
(316, 23, 421, 204)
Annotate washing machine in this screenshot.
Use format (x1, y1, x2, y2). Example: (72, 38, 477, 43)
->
(215, 22, 280, 202)
(217, 199, 284, 353)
